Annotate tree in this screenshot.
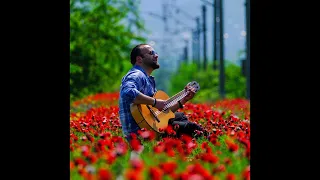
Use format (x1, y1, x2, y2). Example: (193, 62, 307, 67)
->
(70, 0, 146, 101)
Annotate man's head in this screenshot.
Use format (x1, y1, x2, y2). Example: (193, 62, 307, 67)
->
(130, 44, 160, 70)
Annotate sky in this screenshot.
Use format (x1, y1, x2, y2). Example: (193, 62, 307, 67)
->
(137, 0, 247, 67)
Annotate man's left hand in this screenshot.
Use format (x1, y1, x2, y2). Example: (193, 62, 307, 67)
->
(182, 85, 196, 103)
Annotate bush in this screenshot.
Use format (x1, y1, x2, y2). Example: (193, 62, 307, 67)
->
(168, 61, 247, 103)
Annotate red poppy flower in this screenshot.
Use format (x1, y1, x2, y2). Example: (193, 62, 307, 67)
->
(159, 161, 177, 174)
(149, 167, 163, 180)
(98, 168, 113, 180)
(226, 173, 236, 180)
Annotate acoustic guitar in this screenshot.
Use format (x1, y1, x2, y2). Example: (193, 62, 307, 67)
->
(130, 81, 200, 137)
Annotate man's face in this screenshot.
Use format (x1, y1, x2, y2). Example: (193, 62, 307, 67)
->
(140, 45, 160, 69)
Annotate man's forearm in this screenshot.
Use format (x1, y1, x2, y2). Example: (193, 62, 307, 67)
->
(133, 92, 155, 106)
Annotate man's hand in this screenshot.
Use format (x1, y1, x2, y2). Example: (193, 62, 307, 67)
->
(154, 99, 166, 111)
(181, 85, 196, 103)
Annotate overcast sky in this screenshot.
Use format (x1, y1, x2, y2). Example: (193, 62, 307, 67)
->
(138, 0, 247, 65)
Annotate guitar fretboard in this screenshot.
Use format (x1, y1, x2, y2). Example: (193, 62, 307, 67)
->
(163, 89, 188, 111)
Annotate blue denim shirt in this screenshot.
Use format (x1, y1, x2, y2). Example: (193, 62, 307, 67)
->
(119, 65, 157, 138)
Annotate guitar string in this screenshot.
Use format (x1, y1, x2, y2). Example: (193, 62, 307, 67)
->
(163, 83, 198, 111)
(163, 82, 198, 106)
(153, 82, 199, 117)
(154, 91, 188, 116)
(165, 89, 184, 106)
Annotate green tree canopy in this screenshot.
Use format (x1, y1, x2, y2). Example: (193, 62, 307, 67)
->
(70, 0, 146, 101)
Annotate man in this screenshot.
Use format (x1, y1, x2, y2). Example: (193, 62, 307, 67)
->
(119, 44, 208, 145)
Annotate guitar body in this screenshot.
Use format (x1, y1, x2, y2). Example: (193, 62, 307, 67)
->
(130, 81, 200, 138)
(130, 90, 175, 136)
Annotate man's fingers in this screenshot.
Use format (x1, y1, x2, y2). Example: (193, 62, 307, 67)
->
(188, 89, 196, 94)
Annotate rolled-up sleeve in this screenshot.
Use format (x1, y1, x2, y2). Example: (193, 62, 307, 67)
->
(120, 73, 143, 103)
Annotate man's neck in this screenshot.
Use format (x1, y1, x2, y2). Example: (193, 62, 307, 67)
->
(139, 64, 153, 76)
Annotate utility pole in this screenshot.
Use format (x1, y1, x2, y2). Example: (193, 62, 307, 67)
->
(213, 0, 218, 70)
(201, 0, 217, 70)
(162, 2, 169, 59)
(192, 30, 196, 64)
(171, 1, 197, 66)
(184, 41, 188, 62)
(196, 17, 201, 68)
(202, 5, 207, 70)
(201, 0, 225, 98)
(245, 0, 250, 99)
(147, 1, 198, 68)
(218, 0, 225, 98)
(157, 0, 171, 93)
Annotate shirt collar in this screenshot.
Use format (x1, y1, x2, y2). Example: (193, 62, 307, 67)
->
(133, 65, 155, 79)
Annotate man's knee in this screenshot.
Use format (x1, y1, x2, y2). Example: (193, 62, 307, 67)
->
(174, 112, 184, 117)
(171, 120, 188, 129)
(174, 112, 188, 122)
(186, 122, 204, 132)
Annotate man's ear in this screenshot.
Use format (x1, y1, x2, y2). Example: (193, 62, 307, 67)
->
(136, 56, 142, 64)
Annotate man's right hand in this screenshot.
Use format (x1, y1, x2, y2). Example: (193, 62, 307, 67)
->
(154, 99, 166, 111)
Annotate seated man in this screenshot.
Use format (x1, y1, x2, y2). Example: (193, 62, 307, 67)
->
(118, 44, 208, 155)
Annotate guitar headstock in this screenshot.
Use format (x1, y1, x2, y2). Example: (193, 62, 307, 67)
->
(186, 81, 200, 93)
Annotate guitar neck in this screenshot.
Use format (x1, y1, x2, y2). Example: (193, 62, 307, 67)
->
(164, 89, 188, 110)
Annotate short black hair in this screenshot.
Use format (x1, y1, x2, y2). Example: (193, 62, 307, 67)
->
(130, 44, 149, 65)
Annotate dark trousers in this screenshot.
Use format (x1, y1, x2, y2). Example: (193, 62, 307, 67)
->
(167, 112, 206, 138)
(125, 112, 206, 144)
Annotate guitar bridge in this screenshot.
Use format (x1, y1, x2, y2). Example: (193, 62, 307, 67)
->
(146, 105, 161, 123)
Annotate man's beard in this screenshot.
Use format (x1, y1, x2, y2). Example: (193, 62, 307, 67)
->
(145, 60, 160, 69)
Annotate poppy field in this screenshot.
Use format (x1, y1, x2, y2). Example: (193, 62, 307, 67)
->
(70, 92, 250, 180)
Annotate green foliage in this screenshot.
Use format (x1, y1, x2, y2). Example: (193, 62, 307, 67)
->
(168, 61, 247, 103)
(70, 0, 147, 101)
(224, 62, 247, 99)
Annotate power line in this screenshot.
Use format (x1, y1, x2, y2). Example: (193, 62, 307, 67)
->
(140, 1, 206, 70)
(142, 11, 194, 32)
(170, 3, 197, 20)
